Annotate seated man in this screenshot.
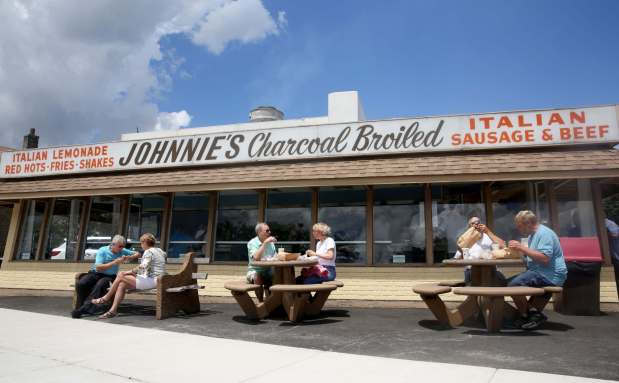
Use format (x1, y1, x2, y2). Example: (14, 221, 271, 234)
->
(71, 235, 139, 318)
(507, 210, 567, 330)
(246, 222, 277, 286)
(455, 216, 505, 284)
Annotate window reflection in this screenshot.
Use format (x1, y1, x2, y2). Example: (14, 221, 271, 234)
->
(215, 191, 259, 262)
(265, 188, 311, 254)
(168, 193, 209, 258)
(554, 180, 597, 237)
(373, 186, 425, 264)
(318, 187, 367, 264)
(44, 199, 84, 261)
(128, 194, 165, 252)
(16, 200, 46, 260)
(432, 184, 484, 262)
(491, 181, 549, 242)
(85, 196, 122, 260)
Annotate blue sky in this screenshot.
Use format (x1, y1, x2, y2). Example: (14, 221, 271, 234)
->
(157, 0, 619, 126)
(1, 0, 618, 147)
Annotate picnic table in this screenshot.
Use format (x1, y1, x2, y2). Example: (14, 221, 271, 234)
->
(414, 257, 549, 332)
(226, 257, 340, 322)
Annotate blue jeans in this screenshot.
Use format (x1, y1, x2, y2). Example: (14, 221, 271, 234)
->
(507, 270, 554, 287)
(302, 266, 336, 284)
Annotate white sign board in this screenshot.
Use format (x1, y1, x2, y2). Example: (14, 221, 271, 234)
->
(1, 105, 617, 179)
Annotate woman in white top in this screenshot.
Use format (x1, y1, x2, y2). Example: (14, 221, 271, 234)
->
(92, 233, 166, 319)
(302, 222, 337, 284)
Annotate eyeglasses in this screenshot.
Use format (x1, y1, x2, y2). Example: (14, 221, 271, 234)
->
(265, 229, 271, 233)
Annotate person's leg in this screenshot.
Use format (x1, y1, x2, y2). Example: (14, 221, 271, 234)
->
(324, 266, 336, 282)
(94, 273, 126, 304)
(120, 274, 137, 290)
(508, 270, 552, 329)
(613, 258, 619, 299)
(72, 272, 99, 317)
(303, 275, 323, 284)
(107, 281, 128, 315)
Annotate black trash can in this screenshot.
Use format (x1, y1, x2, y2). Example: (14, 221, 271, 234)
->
(554, 261, 602, 316)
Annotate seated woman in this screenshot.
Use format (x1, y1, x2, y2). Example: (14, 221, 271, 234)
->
(92, 233, 166, 319)
(298, 223, 336, 284)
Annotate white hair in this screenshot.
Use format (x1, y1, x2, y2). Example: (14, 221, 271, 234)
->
(255, 222, 268, 235)
(111, 234, 126, 246)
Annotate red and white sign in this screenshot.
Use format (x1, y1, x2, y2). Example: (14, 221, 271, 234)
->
(1, 105, 618, 179)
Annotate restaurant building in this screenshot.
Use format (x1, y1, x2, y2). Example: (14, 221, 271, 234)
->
(0, 91, 618, 303)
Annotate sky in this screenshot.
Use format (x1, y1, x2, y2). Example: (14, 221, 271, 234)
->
(1, 0, 618, 148)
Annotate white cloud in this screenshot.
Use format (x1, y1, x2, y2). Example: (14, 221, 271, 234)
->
(155, 110, 192, 131)
(0, 0, 283, 148)
(191, 0, 280, 55)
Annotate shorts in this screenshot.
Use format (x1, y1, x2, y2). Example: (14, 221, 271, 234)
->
(136, 275, 157, 290)
(507, 270, 554, 287)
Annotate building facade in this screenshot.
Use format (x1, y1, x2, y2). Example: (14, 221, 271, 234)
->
(1, 93, 618, 294)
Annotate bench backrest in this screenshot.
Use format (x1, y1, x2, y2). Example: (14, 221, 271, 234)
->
(559, 236, 602, 262)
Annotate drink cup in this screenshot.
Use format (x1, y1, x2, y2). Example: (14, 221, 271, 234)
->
(462, 248, 470, 259)
(278, 247, 285, 254)
(520, 238, 529, 248)
(491, 243, 499, 251)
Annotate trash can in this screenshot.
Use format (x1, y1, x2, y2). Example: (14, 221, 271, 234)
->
(554, 261, 602, 315)
(554, 237, 603, 316)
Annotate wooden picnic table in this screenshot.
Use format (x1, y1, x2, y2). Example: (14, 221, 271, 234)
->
(438, 258, 536, 331)
(442, 258, 524, 287)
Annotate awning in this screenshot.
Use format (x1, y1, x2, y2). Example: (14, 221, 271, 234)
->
(1, 148, 618, 199)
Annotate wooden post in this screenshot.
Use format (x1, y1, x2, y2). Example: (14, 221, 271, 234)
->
(258, 189, 266, 223)
(2, 201, 23, 265)
(206, 191, 218, 263)
(35, 199, 53, 261)
(591, 180, 612, 265)
(76, 197, 91, 261)
(311, 188, 318, 251)
(424, 184, 434, 265)
(366, 186, 373, 265)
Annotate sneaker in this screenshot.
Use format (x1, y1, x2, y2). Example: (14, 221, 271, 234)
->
(507, 315, 529, 329)
(521, 311, 547, 330)
(70, 309, 82, 319)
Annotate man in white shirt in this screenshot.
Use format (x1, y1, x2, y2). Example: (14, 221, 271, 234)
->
(455, 217, 505, 284)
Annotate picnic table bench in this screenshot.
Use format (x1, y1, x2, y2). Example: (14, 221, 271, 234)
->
(225, 258, 343, 322)
(73, 252, 207, 320)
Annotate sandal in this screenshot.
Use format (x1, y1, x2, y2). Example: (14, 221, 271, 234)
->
(91, 296, 109, 305)
(98, 311, 117, 319)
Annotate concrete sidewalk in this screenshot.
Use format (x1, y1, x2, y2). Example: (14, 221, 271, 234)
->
(0, 308, 616, 383)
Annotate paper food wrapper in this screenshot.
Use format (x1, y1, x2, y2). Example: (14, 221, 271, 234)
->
(491, 248, 523, 259)
(457, 227, 482, 249)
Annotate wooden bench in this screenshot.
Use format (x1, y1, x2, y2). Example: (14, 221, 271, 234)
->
(73, 252, 206, 320)
(413, 283, 478, 328)
(325, 279, 344, 288)
(438, 280, 466, 287)
(453, 286, 545, 332)
(269, 284, 337, 322)
(223, 282, 267, 319)
(528, 285, 563, 312)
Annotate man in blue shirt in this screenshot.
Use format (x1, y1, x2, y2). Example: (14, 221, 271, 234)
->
(507, 210, 567, 330)
(71, 235, 139, 318)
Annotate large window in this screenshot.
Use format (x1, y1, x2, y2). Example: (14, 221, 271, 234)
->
(168, 193, 209, 259)
(373, 186, 426, 264)
(491, 181, 549, 243)
(44, 199, 85, 261)
(600, 180, 619, 263)
(432, 184, 485, 262)
(215, 191, 259, 262)
(554, 180, 597, 237)
(16, 200, 47, 260)
(127, 194, 166, 252)
(265, 188, 311, 254)
(85, 196, 122, 260)
(318, 186, 367, 264)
